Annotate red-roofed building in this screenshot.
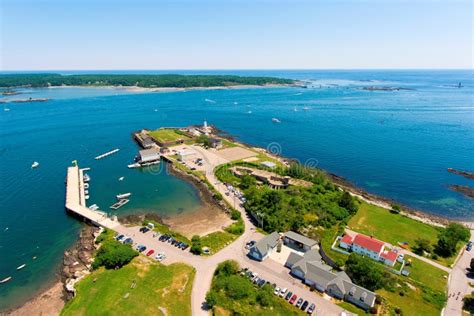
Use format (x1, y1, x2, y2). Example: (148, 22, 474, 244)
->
(339, 233, 397, 266)
(380, 250, 398, 266)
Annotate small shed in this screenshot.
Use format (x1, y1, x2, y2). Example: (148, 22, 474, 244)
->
(139, 149, 160, 163)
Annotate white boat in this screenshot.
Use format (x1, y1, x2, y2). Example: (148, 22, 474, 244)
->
(234, 102, 238, 105)
(272, 118, 281, 123)
(303, 106, 310, 111)
(205, 98, 216, 103)
(116, 193, 131, 200)
(128, 163, 140, 169)
(84, 183, 89, 189)
(16, 264, 26, 270)
(84, 190, 89, 195)
(85, 195, 90, 200)
(83, 174, 91, 182)
(294, 107, 298, 112)
(0, 277, 12, 284)
(94, 148, 119, 160)
(118, 177, 124, 181)
(4, 108, 10, 112)
(89, 204, 99, 211)
(31, 161, 39, 168)
(247, 110, 252, 114)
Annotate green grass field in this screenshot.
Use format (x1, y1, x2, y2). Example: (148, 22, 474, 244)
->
(61, 257, 195, 316)
(348, 202, 441, 251)
(404, 255, 448, 293)
(149, 129, 190, 144)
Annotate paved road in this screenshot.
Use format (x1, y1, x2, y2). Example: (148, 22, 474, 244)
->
(114, 146, 349, 315)
(444, 229, 474, 316)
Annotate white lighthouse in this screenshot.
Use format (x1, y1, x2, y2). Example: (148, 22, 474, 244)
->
(203, 120, 210, 135)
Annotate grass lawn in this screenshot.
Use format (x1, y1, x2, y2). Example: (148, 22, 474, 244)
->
(336, 301, 369, 315)
(149, 129, 190, 144)
(61, 257, 195, 316)
(404, 256, 448, 293)
(377, 288, 441, 316)
(201, 231, 238, 254)
(348, 202, 441, 251)
(319, 225, 349, 265)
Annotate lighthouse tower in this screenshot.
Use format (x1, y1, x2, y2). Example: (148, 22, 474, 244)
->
(203, 120, 210, 135)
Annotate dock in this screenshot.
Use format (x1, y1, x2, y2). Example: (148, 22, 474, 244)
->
(94, 149, 119, 160)
(65, 163, 118, 229)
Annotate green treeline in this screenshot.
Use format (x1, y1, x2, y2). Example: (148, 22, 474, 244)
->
(0, 73, 294, 88)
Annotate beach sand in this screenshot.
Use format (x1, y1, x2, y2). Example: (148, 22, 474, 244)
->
(164, 203, 233, 239)
(6, 282, 64, 316)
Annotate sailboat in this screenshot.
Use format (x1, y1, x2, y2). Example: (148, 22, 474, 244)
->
(272, 118, 281, 123)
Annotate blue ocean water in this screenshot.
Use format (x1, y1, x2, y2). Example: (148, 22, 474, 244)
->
(0, 70, 473, 310)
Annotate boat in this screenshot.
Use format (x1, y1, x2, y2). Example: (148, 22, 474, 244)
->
(110, 199, 130, 210)
(128, 163, 141, 169)
(118, 177, 124, 181)
(303, 106, 310, 111)
(85, 195, 90, 200)
(4, 108, 10, 112)
(84, 183, 89, 189)
(204, 98, 216, 103)
(272, 118, 281, 123)
(247, 110, 252, 114)
(83, 174, 91, 182)
(293, 107, 298, 112)
(89, 204, 99, 211)
(16, 264, 26, 271)
(0, 277, 12, 284)
(31, 161, 39, 168)
(116, 193, 132, 200)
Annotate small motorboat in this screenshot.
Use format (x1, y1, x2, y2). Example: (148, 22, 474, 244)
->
(32, 256, 37, 260)
(118, 177, 124, 181)
(294, 107, 298, 112)
(272, 118, 281, 123)
(85, 195, 90, 200)
(89, 204, 99, 211)
(84, 183, 89, 189)
(128, 163, 140, 169)
(116, 193, 132, 200)
(0, 277, 12, 284)
(83, 174, 91, 182)
(4, 108, 10, 112)
(303, 106, 310, 111)
(247, 110, 252, 114)
(31, 161, 39, 168)
(16, 264, 26, 271)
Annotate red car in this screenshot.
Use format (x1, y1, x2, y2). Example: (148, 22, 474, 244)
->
(289, 294, 298, 304)
(146, 249, 155, 256)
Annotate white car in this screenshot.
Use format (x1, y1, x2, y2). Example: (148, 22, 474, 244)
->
(274, 287, 280, 295)
(279, 288, 287, 297)
(154, 252, 166, 262)
(397, 254, 405, 263)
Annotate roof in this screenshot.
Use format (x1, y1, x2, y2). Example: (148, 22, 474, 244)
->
(252, 232, 280, 257)
(305, 263, 338, 288)
(139, 149, 160, 159)
(380, 250, 398, 262)
(285, 231, 318, 248)
(291, 249, 324, 274)
(261, 161, 277, 168)
(285, 252, 304, 267)
(341, 234, 353, 244)
(353, 234, 384, 253)
(342, 280, 376, 306)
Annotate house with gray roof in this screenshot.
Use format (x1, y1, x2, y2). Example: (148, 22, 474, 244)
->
(249, 232, 280, 261)
(284, 231, 318, 252)
(284, 248, 376, 310)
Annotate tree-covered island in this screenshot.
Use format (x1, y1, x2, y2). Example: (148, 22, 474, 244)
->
(0, 73, 295, 88)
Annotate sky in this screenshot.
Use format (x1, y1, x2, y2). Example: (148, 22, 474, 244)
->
(0, 0, 472, 70)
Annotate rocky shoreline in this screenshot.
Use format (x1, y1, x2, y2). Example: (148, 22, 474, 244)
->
(6, 225, 101, 315)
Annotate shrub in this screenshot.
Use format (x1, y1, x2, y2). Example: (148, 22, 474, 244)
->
(92, 240, 137, 269)
(215, 260, 240, 276)
(205, 291, 218, 308)
(230, 209, 241, 220)
(191, 235, 202, 255)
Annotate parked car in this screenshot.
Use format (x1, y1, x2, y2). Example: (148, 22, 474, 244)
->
(301, 300, 309, 311)
(115, 234, 124, 241)
(139, 227, 150, 233)
(146, 249, 155, 256)
(257, 279, 266, 287)
(289, 294, 297, 304)
(274, 287, 280, 295)
(279, 288, 287, 297)
(307, 303, 315, 314)
(285, 291, 293, 300)
(123, 238, 133, 245)
(296, 298, 303, 308)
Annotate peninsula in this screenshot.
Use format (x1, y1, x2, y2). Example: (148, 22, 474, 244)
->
(11, 123, 467, 316)
(0, 74, 296, 89)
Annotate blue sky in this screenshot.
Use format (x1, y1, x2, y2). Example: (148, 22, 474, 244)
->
(1, 0, 472, 70)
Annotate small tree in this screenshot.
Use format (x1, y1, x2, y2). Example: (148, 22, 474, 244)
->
(391, 204, 401, 214)
(205, 291, 218, 308)
(463, 294, 474, 313)
(413, 238, 432, 255)
(191, 235, 202, 255)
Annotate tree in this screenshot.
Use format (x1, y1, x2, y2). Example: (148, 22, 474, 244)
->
(92, 240, 138, 269)
(224, 275, 253, 299)
(345, 254, 391, 291)
(205, 291, 218, 308)
(240, 175, 256, 190)
(463, 294, 474, 313)
(196, 135, 212, 148)
(435, 235, 457, 257)
(413, 238, 432, 255)
(215, 260, 240, 276)
(256, 290, 272, 306)
(445, 223, 470, 243)
(191, 235, 202, 255)
(339, 191, 358, 214)
(390, 204, 401, 214)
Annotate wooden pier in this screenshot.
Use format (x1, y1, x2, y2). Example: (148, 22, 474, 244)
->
(65, 164, 119, 229)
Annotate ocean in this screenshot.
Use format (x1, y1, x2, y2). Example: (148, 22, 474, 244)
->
(0, 70, 473, 310)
